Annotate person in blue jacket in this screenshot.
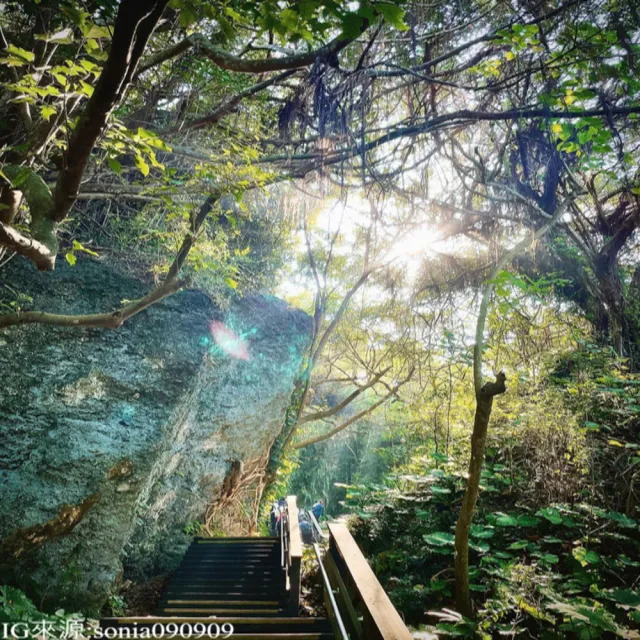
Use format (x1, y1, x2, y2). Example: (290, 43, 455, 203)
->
(311, 499, 324, 520)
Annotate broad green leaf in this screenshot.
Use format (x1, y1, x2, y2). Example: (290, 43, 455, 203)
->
(107, 158, 122, 174)
(604, 511, 636, 528)
(6, 44, 35, 62)
(517, 515, 542, 527)
(540, 553, 559, 564)
(374, 3, 409, 31)
(423, 531, 455, 546)
(606, 588, 640, 608)
(179, 6, 198, 28)
(508, 540, 529, 550)
(495, 513, 518, 526)
(573, 546, 600, 566)
(40, 105, 56, 121)
(83, 24, 112, 39)
(537, 507, 563, 524)
(470, 525, 494, 539)
(134, 154, 150, 176)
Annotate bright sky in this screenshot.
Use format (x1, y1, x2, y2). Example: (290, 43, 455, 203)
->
(276, 190, 467, 302)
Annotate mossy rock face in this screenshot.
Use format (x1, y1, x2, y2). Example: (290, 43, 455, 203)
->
(0, 257, 311, 612)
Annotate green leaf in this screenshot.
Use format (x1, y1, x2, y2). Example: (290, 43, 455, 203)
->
(72, 240, 98, 257)
(225, 277, 238, 289)
(508, 540, 529, 550)
(83, 24, 112, 39)
(40, 105, 56, 121)
(495, 513, 518, 527)
(374, 3, 409, 31)
(107, 158, 122, 174)
(65, 251, 77, 266)
(517, 515, 542, 527)
(6, 44, 35, 62)
(537, 507, 563, 524)
(469, 540, 490, 553)
(607, 588, 640, 608)
(341, 12, 364, 38)
(549, 601, 618, 632)
(423, 531, 455, 546)
(540, 553, 559, 564)
(179, 6, 198, 28)
(133, 154, 149, 176)
(431, 485, 451, 495)
(604, 511, 636, 528)
(573, 546, 600, 566)
(470, 525, 495, 539)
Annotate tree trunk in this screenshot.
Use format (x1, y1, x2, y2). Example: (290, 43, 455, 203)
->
(454, 373, 506, 617)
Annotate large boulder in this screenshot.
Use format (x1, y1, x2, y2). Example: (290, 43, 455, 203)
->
(0, 257, 311, 613)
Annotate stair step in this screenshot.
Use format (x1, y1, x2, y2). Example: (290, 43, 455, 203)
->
(171, 569, 285, 582)
(166, 587, 285, 592)
(193, 537, 278, 542)
(185, 546, 280, 558)
(181, 554, 280, 561)
(165, 589, 287, 596)
(176, 565, 281, 572)
(158, 607, 285, 615)
(174, 563, 282, 569)
(170, 577, 283, 583)
(174, 556, 281, 569)
(188, 545, 279, 551)
(167, 581, 283, 588)
(161, 599, 283, 606)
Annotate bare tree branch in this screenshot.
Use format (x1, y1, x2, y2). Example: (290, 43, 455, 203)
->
(293, 372, 411, 450)
(298, 366, 391, 425)
(137, 27, 365, 76)
(162, 69, 298, 133)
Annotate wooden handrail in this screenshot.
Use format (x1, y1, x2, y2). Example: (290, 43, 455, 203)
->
(286, 495, 302, 561)
(286, 495, 302, 614)
(327, 523, 413, 640)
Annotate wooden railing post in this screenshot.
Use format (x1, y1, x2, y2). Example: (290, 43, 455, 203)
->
(286, 495, 302, 614)
(327, 523, 413, 640)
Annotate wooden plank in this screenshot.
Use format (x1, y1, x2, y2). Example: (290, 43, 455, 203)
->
(286, 495, 302, 560)
(287, 495, 303, 614)
(164, 600, 280, 605)
(327, 524, 413, 640)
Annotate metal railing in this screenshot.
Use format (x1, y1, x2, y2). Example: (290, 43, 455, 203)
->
(279, 498, 412, 639)
(307, 508, 328, 541)
(312, 542, 349, 640)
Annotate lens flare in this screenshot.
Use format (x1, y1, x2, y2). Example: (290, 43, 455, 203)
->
(210, 321, 250, 361)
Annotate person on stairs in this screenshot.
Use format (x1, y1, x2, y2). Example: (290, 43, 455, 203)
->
(311, 499, 324, 521)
